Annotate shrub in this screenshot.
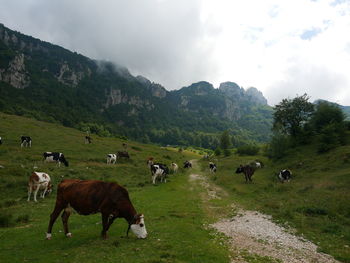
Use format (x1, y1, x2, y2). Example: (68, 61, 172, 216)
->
(214, 148, 221, 156)
(266, 133, 291, 159)
(0, 213, 13, 227)
(223, 149, 231, 157)
(131, 146, 142, 151)
(237, 145, 259, 155)
(317, 123, 342, 153)
(16, 214, 30, 223)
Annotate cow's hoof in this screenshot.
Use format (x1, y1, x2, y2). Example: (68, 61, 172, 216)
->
(46, 233, 52, 240)
(66, 233, 72, 238)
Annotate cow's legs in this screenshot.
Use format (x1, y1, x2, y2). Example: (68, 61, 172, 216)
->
(33, 185, 40, 202)
(27, 186, 32, 201)
(101, 214, 116, 239)
(47, 202, 66, 240)
(61, 208, 72, 237)
(41, 186, 48, 198)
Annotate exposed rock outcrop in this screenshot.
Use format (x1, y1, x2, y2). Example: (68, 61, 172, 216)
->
(0, 53, 30, 89)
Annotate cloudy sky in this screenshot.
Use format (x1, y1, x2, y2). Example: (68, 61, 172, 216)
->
(0, 0, 349, 105)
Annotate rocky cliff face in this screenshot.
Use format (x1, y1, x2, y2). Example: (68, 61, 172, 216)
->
(0, 53, 30, 89)
(0, 23, 273, 144)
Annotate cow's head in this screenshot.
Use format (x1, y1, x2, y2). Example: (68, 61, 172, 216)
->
(60, 156, 69, 167)
(235, 165, 243, 174)
(46, 182, 53, 195)
(128, 214, 147, 239)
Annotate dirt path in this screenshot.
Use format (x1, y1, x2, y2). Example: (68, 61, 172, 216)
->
(188, 162, 339, 263)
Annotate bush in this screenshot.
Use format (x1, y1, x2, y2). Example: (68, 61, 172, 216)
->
(214, 148, 221, 156)
(131, 146, 142, 151)
(266, 133, 291, 159)
(223, 149, 231, 157)
(0, 213, 13, 227)
(317, 123, 343, 153)
(16, 214, 30, 223)
(237, 145, 259, 156)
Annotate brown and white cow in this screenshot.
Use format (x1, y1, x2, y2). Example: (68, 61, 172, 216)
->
(27, 172, 52, 202)
(46, 179, 147, 240)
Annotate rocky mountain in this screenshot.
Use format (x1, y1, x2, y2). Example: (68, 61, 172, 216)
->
(0, 23, 273, 147)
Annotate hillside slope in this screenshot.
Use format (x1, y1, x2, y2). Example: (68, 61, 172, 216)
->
(0, 113, 233, 263)
(199, 144, 350, 262)
(0, 23, 272, 146)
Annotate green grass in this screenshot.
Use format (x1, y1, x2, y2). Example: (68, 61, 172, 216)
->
(200, 145, 350, 262)
(0, 113, 230, 263)
(1, 112, 349, 262)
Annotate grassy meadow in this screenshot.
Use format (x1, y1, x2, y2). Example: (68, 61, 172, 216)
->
(0, 113, 230, 263)
(199, 144, 350, 262)
(1, 112, 349, 262)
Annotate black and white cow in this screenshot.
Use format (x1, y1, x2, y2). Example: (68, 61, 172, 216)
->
(21, 136, 32, 147)
(85, 136, 92, 144)
(107, 154, 117, 164)
(43, 152, 69, 167)
(150, 163, 169, 184)
(184, 160, 192, 168)
(209, 162, 217, 173)
(0, 136, 2, 145)
(277, 169, 292, 183)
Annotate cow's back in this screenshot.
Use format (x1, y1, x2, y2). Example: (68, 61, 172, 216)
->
(56, 179, 129, 215)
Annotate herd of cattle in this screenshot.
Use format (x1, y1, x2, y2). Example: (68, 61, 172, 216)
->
(2, 134, 292, 240)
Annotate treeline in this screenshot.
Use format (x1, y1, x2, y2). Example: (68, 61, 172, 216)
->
(267, 94, 350, 159)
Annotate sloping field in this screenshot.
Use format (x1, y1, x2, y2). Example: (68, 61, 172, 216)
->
(199, 143, 350, 262)
(0, 113, 230, 263)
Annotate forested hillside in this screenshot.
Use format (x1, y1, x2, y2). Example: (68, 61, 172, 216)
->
(0, 23, 273, 147)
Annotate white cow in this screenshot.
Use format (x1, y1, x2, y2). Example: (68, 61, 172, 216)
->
(171, 162, 178, 173)
(27, 172, 52, 202)
(106, 154, 117, 164)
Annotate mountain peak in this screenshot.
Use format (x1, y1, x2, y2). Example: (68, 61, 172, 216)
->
(245, 87, 268, 105)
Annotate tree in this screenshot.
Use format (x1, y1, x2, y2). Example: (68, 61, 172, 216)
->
(273, 94, 314, 137)
(310, 102, 347, 152)
(310, 101, 346, 131)
(220, 130, 231, 150)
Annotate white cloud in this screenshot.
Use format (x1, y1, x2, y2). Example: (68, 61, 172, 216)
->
(0, 0, 349, 105)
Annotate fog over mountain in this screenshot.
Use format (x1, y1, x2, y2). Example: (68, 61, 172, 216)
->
(0, 0, 349, 106)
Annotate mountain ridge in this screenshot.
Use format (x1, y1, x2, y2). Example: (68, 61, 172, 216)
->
(0, 23, 272, 147)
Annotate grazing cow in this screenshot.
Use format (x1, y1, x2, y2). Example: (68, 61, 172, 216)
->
(27, 172, 52, 202)
(21, 136, 32, 147)
(117, 151, 130, 159)
(85, 136, 92, 144)
(171, 163, 178, 173)
(46, 179, 147, 240)
(277, 169, 292, 183)
(249, 160, 264, 169)
(209, 162, 217, 173)
(107, 154, 117, 164)
(147, 157, 154, 168)
(43, 152, 69, 167)
(0, 136, 2, 145)
(151, 164, 169, 184)
(236, 165, 255, 183)
(184, 160, 192, 168)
